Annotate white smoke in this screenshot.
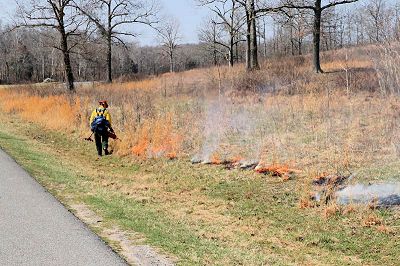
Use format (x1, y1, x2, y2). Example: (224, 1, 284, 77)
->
(336, 182, 400, 206)
(192, 99, 265, 163)
(191, 100, 228, 163)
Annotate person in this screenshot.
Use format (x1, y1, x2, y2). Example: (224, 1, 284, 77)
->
(89, 100, 114, 156)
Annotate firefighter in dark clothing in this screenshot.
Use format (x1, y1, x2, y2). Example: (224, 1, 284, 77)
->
(89, 100, 114, 156)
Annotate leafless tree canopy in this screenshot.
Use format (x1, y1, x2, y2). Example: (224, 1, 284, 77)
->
(156, 18, 181, 73)
(198, 0, 245, 67)
(73, 0, 159, 82)
(14, 0, 86, 90)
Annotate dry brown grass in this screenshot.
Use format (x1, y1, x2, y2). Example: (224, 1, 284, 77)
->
(323, 203, 341, 219)
(0, 45, 399, 177)
(362, 213, 383, 227)
(0, 90, 396, 173)
(0, 91, 87, 132)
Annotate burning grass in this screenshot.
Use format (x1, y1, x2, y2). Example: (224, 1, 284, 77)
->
(192, 155, 299, 180)
(255, 163, 300, 179)
(127, 113, 181, 159)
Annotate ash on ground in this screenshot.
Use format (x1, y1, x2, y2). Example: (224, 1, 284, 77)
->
(191, 156, 203, 164)
(239, 160, 259, 170)
(190, 157, 259, 170)
(310, 174, 352, 204)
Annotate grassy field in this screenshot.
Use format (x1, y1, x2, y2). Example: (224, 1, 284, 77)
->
(0, 46, 399, 265)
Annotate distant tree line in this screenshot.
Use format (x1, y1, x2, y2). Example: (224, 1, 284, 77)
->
(0, 25, 207, 85)
(0, 0, 399, 89)
(199, 0, 399, 72)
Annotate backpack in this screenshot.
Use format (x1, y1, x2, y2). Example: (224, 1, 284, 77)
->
(91, 108, 108, 133)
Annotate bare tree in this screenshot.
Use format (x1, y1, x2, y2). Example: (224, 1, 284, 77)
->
(0, 25, 11, 84)
(15, 0, 85, 91)
(320, 8, 341, 51)
(157, 18, 181, 72)
(354, 8, 367, 45)
(232, 0, 286, 71)
(73, 0, 159, 83)
(234, 0, 259, 70)
(364, 0, 389, 43)
(272, 7, 311, 56)
(198, 18, 222, 66)
(281, 0, 360, 73)
(200, 0, 261, 70)
(257, 16, 268, 57)
(394, 2, 400, 41)
(199, 0, 245, 67)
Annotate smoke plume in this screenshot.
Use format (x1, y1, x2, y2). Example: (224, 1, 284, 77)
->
(192, 99, 265, 164)
(336, 182, 400, 207)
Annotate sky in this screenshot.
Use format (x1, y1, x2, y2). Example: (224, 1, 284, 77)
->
(0, 0, 208, 45)
(155, 0, 209, 45)
(1, 0, 398, 46)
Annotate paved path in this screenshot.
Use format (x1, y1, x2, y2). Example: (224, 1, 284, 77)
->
(0, 149, 127, 266)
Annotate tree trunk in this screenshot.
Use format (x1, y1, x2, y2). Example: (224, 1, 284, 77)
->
(213, 48, 218, 66)
(235, 41, 239, 63)
(60, 30, 75, 91)
(290, 25, 295, 56)
(248, 0, 259, 70)
(107, 33, 112, 82)
(106, 3, 112, 83)
(245, 10, 251, 70)
(51, 48, 55, 78)
(298, 38, 303, 55)
(313, 8, 323, 73)
(250, 27, 259, 69)
(42, 55, 45, 81)
(169, 50, 174, 72)
(229, 36, 234, 67)
(5, 61, 9, 83)
(263, 20, 267, 57)
(213, 23, 218, 66)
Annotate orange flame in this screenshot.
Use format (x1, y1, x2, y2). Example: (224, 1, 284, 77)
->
(255, 162, 300, 178)
(131, 112, 182, 159)
(211, 154, 222, 165)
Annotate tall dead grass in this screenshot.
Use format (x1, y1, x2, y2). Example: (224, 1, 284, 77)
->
(371, 43, 400, 95)
(119, 112, 182, 159)
(0, 90, 87, 132)
(0, 46, 399, 175)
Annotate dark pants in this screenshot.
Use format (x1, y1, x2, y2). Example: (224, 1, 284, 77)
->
(94, 132, 109, 156)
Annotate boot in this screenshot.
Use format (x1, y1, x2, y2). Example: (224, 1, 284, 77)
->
(104, 148, 109, 155)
